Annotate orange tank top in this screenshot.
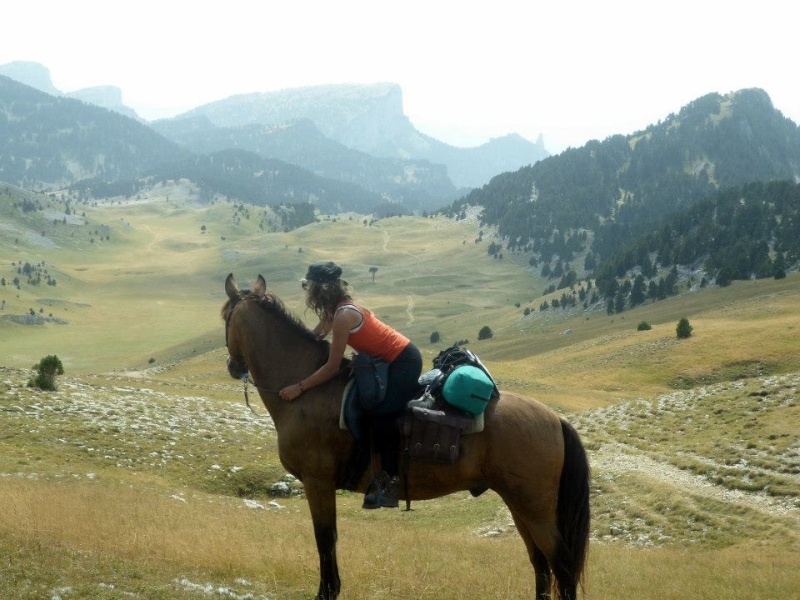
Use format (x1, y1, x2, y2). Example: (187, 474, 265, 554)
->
(336, 302, 409, 362)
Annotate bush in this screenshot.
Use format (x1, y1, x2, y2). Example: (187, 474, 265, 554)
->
(637, 321, 652, 331)
(29, 355, 64, 391)
(478, 325, 493, 340)
(429, 331, 440, 344)
(676, 317, 693, 339)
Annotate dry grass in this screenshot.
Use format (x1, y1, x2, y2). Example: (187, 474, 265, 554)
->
(0, 478, 535, 599)
(1, 475, 797, 600)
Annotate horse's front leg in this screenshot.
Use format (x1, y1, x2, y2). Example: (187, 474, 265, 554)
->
(304, 477, 341, 600)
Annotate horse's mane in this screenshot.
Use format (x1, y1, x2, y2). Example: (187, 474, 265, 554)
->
(222, 289, 328, 348)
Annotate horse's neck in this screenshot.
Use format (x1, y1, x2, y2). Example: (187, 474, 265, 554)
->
(245, 310, 345, 429)
(246, 308, 328, 390)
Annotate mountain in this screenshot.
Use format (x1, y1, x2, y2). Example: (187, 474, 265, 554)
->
(0, 75, 190, 187)
(440, 88, 800, 314)
(409, 132, 549, 190)
(0, 61, 140, 120)
(0, 61, 60, 95)
(175, 83, 549, 188)
(151, 116, 458, 211)
(0, 65, 546, 208)
(0, 76, 410, 215)
(0, 72, 459, 212)
(146, 148, 385, 215)
(448, 89, 800, 265)
(66, 86, 141, 120)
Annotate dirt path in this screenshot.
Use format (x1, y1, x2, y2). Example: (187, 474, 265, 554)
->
(591, 442, 797, 518)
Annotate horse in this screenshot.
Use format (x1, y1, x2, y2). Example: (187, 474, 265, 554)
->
(222, 274, 590, 600)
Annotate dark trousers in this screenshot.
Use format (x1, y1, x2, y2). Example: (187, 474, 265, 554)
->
(371, 343, 422, 475)
(345, 343, 421, 478)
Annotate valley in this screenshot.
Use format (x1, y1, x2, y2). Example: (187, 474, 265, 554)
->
(1, 185, 798, 598)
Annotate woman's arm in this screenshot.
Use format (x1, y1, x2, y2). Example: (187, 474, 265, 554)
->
(311, 318, 332, 339)
(279, 308, 358, 401)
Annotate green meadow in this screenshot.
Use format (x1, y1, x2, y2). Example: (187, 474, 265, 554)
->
(1, 183, 798, 599)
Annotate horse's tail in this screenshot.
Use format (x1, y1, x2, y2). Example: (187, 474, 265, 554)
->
(553, 418, 591, 600)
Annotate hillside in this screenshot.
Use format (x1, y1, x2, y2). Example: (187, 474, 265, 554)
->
(152, 117, 460, 212)
(0, 75, 189, 187)
(591, 180, 800, 301)
(448, 88, 800, 267)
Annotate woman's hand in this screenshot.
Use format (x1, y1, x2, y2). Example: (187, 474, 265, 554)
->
(279, 383, 304, 402)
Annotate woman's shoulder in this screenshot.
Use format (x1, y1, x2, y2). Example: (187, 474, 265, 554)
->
(333, 302, 363, 329)
(334, 301, 362, 316)
(335, 299, 361, 311)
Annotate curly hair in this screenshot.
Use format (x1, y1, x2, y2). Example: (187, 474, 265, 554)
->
(305, 279, 351, 322)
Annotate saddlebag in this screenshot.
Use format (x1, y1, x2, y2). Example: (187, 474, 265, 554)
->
(403, 405, 474, 464)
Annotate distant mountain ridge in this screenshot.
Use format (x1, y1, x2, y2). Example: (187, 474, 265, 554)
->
(0, 75, 452, 212)
(0, 62, 549, 199)
(176, 83, 549, 188)
(151, 116, 458, 210)
(66, 86, 141, 120)
(0, 61, 141, 119)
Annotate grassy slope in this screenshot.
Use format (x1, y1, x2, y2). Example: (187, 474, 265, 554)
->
(1, 185, 798, 598)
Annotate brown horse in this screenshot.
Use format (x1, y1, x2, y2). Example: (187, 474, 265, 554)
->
(222, 274, 590, 600)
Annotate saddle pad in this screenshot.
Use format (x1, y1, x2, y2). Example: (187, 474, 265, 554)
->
(339, 379, 354, 430)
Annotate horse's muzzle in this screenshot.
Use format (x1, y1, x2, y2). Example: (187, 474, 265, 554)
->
(227, 356, 248, 380)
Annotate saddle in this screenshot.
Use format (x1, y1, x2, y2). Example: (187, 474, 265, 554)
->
(402, 392, 483, 464)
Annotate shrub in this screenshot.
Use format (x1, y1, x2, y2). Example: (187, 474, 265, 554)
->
(637, 321, 652, 331)
(429, 331, 441, 344)
(29, 355, 64, 391)
(676, 317, 693, 339)
(478, 325, 493, 340)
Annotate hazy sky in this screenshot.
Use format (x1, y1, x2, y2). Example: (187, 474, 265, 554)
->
(2, 0, 797, 153)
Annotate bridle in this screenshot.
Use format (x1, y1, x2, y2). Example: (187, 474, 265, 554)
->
(224, 289, 280, 417)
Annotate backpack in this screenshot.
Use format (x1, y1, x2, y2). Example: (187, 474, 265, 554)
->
(424, 344, 499, 416)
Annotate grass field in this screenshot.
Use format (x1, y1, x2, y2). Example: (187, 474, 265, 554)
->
(1, 184, 798, 599)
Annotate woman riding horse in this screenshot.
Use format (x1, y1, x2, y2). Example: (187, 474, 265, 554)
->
(278, 261, 422, 508)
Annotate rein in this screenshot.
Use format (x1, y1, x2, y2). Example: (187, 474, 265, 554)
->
(241, 374, 282, 418)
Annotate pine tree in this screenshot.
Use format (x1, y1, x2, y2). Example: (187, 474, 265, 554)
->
(676, 318, 693, 339)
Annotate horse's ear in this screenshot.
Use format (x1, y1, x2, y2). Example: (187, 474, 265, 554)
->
(225, 273, 239, 300)
(254, 275, 267, 294)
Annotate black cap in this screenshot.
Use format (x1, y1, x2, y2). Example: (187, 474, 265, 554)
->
(305, 261, 343, 283)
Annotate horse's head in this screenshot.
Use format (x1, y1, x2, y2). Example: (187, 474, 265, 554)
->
(223, 273, 267, 380)
(223, 273, 331, 391)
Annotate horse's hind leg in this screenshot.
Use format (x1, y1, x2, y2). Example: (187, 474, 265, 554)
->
(509, 509, 553, 600)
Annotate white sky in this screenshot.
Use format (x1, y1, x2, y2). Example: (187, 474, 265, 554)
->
(2, 0, 797, 153)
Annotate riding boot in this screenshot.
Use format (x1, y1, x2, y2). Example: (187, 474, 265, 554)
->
(380, 475, 400, 508)
(362, 471, 400, 509)
(362, 471, 389, 509)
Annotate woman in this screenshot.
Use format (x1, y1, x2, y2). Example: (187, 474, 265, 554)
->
(279, 261, 422, 508)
